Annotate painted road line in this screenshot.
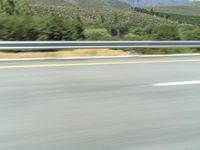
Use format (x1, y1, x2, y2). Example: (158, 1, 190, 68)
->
(0, 59, 199, 69)
(153, 80, 200, 87)
(0, 54, 200, 62)
(0, 56, 133, 62)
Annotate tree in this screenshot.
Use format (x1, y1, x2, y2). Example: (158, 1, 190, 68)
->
(114, 12, 119, 23)
(100, 15, 105, 24)
(0, 0, 16, 15)
(0, 15, 85, 41)
(152, 25, 180, 40)
(0, 0, 32, 15)
(17, 0, 32, 15)
(108, 23, 129, 37)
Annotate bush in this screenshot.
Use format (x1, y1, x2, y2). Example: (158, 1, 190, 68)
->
(135, 48, 197, 54)
(181, 28, 200, 40)
(0, 0, 32, 15)
(124, 33, 148, 40)
(84, 28, 112, 40)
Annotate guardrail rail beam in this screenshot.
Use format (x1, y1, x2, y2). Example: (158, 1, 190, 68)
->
(0, 41, 200, 50)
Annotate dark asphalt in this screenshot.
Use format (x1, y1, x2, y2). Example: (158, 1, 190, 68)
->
(0, 56, 200, 150)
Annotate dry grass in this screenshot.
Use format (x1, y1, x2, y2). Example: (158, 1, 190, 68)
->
(0, 49, 131, 59)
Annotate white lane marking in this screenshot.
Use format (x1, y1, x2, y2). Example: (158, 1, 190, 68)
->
(0, 59, 199, 69)
(153, 80, 200, 87)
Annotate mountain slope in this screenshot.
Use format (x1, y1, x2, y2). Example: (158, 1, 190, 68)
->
(189, 1, 200, 6)
(122, 0, 189, 7)
(152, 1, 200, 16)
(28, 0, 190, 8)
(153, 6, 200, 16)
(28, 0, 129, 10)
(29, 0, 175, 26)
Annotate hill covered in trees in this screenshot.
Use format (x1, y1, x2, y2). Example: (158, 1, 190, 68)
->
(0, 0, 199, 42)
(122, 0, 189, 7)
(152, 2, 200, 16)
(27, 0, 129, 10)
(27, 0, 190, 7)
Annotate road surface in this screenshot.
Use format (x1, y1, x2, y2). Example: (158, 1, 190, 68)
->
(0, 55, 200, 150)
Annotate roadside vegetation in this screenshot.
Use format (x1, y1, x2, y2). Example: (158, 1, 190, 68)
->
(0, 0, 199, 55)
(0, 49, 131, 58)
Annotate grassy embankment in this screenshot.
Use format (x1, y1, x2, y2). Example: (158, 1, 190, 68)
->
(0, 49, 131, 58)
(0, 48, 198, 59)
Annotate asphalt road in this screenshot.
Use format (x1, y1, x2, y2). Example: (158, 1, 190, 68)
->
(1, 56, 200, 150)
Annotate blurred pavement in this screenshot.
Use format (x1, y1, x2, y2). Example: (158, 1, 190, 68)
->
(0, 56, 200, 150)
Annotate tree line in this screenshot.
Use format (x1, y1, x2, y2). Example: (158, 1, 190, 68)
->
(0, 0, 85, 40)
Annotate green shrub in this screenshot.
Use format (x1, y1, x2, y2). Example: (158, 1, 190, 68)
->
(0, 0, 32, 15)
(135, 48, 197, 54)
(124, 33, 148, 40)
(181, 28, 200, 40)
(84, 28, 112, 40)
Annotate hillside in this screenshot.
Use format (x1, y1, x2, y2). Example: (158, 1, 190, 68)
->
(32, 5, 172, 25)
(189, 1, 200, 7)
(28, 0, 129, 10)
(151, 1, 200, 16)
(152, 5, 200, 16)
(29, 0, 174, 25)
(28, 0, 192, 8)
(122, 0, 189, 7)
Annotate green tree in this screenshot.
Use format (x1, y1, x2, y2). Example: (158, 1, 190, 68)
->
(152, 25, 180, 40)
(100, 15, 105, 24)
(37, 16, 84, 40)
(108, 23, 129, 37)
(17, 0, 32, 15)
(0, 0, 16, 15)
(0, 0, 32, 15)
(113, 12, 119, 23)
(0, 15, 85, 41)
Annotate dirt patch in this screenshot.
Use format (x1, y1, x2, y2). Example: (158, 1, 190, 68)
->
(0, 49, 131, 58)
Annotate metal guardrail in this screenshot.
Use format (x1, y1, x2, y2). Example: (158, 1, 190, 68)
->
(0, 41, 200, 50)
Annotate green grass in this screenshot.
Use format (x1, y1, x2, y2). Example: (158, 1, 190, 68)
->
(135, 48, 198, 55)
